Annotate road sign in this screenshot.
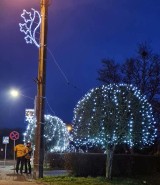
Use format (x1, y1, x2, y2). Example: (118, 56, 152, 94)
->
(9, 131, 19, 140)
(2, 136, 9, 144)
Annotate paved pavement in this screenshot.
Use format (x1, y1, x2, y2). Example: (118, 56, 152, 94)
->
(0, 165, 39, 185)
(0, 160, 69, 185)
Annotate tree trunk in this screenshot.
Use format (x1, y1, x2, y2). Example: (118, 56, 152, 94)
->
(106, 145, 115, 179)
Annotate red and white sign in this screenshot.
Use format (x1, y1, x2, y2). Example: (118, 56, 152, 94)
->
(9, 131, 19, 140)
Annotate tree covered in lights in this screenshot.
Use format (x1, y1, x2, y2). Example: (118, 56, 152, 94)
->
(72, 84, 157, 179)
(24, 109, 70, 152)
(43, 115, 70, 152)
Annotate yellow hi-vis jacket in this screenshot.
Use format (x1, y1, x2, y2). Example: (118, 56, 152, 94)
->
(14, 144, 28, 157)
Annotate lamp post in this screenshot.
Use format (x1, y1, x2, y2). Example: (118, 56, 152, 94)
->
(10, 89, 34, 100)
(34, 0, 49, 178)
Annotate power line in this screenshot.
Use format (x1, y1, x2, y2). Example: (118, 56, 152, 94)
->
(44, 47, 86, 116)
(45, 97, 56, 115)
(47, 47, 84, 92)
(47, 47, 70, 84)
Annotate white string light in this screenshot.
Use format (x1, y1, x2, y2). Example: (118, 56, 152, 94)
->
(72, 84, 157, 152)
(23, 109, 70, 152)
(19, 9, 41, 48)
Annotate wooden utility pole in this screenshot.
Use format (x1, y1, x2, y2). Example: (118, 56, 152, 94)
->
(34, 0, 49, 178)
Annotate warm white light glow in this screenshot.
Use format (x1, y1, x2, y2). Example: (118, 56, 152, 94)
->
(67, 125, 72, 132)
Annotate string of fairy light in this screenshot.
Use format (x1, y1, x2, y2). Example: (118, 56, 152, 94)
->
(72, 84, 157, 151)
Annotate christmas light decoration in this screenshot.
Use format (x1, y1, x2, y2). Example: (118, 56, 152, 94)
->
(23, 109, 36, 145)
(72, 84, 157, 152)
(19, 9, 41, 48)
(23, 109, 70, 152)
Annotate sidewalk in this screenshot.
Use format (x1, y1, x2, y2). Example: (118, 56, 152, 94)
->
(0, 165, 40, 185)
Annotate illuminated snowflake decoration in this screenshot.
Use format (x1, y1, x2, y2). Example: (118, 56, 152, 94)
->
(19, 9, 41, 48)
(23, 109, 36, 145)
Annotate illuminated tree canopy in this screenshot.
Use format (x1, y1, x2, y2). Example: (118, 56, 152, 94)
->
(24, 109, 70, 152)
(44, 115, 70, 152)
(73, 84, 157, 150)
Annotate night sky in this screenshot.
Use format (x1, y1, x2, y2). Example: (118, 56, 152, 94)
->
(0, 0, 160, 130)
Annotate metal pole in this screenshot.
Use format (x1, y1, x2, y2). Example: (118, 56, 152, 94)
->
(14, 140, 16, 173)
(4, 144, 7, 167)
(34, 0, 49, 179)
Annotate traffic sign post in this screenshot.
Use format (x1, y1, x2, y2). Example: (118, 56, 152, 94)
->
(9, 131, 19, 172)
(2, 136, 9, 167)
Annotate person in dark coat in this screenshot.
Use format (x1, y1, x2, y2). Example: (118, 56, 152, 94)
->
(24, 142, 33, 174)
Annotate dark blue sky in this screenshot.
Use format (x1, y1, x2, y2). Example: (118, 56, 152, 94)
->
(0, 0, 160, 129)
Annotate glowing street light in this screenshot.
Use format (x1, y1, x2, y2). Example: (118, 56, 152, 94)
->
(9, 89, 34, 100)
(10, 89, 20, 98)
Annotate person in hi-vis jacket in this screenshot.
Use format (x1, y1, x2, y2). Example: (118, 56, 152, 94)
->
(14, 143, 28, 174)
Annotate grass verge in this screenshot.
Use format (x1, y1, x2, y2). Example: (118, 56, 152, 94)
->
(38, 174, 160, 185)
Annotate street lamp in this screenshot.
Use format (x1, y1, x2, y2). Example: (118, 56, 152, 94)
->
(10, 89, 19, 97)
(9, 88, 34, 100)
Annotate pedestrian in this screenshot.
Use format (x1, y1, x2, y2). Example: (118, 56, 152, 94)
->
(14, 142, 28, 174)
(24, 142, 32, 174)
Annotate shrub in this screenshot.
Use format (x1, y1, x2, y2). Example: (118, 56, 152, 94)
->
(64, 153, 105, 177)
(46, 153, 160, 177)
(47, 153, 65, 169)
